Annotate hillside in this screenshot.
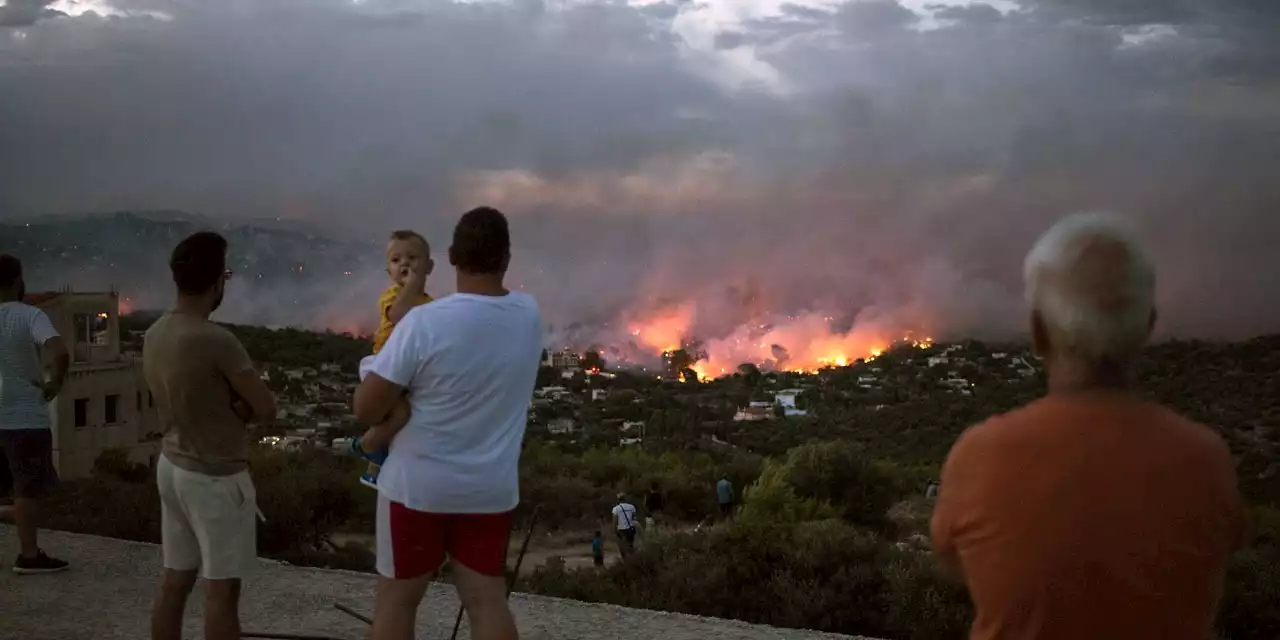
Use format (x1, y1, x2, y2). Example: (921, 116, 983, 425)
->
(0, 210, 381, 327)
(45, 322, 1280, 639)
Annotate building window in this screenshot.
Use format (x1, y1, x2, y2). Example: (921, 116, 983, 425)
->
(105, 394, 119, 424)
(74, 398, 89, 428)
(73, 312, 111, 347)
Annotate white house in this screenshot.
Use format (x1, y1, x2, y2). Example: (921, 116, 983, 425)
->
(536, 386, 569, 400)
(772, 390, 808, 417)
(733, 402, 774, 422)
(547, 417, 576, 435)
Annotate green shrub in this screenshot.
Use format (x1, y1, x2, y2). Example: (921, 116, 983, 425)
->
(526, 518, 971, 638)
(92, 447, 151, 484)
(1218, 546, 1280, 639)
(740, 441, 902, 528)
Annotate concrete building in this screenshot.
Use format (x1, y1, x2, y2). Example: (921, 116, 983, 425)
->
(543, 349, 581, 370)
(26, 290, 160, 479)
(733, 402, 774, 422)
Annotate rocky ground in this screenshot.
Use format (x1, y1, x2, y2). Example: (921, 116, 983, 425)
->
(1, 526, 877, 640)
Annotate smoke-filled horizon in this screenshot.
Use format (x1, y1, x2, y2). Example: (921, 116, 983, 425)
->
(2, 0, 1278, 372)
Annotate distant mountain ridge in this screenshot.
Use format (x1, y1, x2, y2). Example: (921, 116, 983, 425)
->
(0, 210, 384, 327)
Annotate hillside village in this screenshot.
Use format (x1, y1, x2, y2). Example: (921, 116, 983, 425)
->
(119, 313, 1280, 502)
(174, 323, 1046, 456)
(52, 317, 1280, 639)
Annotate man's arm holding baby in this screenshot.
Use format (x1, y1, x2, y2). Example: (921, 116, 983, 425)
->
(356, 397, 410, 452)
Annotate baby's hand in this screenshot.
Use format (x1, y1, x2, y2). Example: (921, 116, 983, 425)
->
(405, 265, 427, 287)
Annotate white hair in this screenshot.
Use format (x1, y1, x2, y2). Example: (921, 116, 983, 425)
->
(1023, 212, 1156, 362)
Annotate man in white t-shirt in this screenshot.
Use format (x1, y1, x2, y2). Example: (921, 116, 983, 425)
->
(611, 493, 638, 557)
(0, 254, 71, 574)
(354, 207, 542, 640)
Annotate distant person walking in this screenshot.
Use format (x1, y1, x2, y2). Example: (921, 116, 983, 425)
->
(591, 530, 605, 567)
(354, 207, 542, 640)
(715, 476, 735, 520)
(0, 254, 70, 574)
(644, 481, 664, 529)
(612, 493, 639, 557)
(144, 232, 277, 640)
(931, 213, 1245, 640)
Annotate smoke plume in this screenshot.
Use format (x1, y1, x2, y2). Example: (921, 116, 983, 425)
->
(1, 0, 1278, 373)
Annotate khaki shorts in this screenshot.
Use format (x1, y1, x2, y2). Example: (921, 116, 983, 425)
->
(156, 454, 258, 580)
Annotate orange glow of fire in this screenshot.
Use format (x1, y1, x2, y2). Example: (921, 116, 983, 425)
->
(623, 308, 935, 378)
(627, 304, 694, 354)
(118, 297, 134, 316)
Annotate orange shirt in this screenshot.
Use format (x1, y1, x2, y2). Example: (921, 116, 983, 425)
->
(372, 284, 432, 354)
(931, 391, 1244, 640)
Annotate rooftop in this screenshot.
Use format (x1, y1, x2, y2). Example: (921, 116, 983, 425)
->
(1, 526, 867, 640)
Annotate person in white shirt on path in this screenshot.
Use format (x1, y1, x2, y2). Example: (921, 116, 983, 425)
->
(354, 207, 543, 640)
(0, 254, 71, 575)
(611, 493, 639, 557)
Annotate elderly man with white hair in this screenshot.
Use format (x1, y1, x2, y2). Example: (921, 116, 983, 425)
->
(931, 213, 1245, 640)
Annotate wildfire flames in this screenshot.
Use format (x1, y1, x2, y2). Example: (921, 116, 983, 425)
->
(626, 303, 934, 380)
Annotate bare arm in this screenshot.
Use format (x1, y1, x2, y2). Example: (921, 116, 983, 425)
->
(228, 369, 276, 424)
(218, 331, 275, 424)
(385, 268, 427, 325)
(354, 373, 404, 425)
(40, 336, 70, 401)
(28, 310, 69, 401)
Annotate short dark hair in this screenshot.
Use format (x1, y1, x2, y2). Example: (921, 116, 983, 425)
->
(0, 254, 21, 290)
(388, 229, 430, 253)
(449, 207, 510, 274)
(170, 231, 228, 295)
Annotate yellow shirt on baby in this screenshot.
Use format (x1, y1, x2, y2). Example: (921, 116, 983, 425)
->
(372, 285, 433, 354)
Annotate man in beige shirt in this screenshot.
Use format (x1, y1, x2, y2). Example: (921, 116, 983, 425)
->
(143, 231, 276, 640)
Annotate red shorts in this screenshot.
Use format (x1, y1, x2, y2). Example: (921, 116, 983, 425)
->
(375, 495, 513, 579)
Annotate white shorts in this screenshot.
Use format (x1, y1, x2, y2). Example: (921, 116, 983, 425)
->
(360, 354, 376, 382)
(156, 454, 258, 580)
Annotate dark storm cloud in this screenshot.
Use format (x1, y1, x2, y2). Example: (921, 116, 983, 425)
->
(0, 0, 1277, 343)
(0, 0, 63, 27)
(1022, 0, 1280, 82)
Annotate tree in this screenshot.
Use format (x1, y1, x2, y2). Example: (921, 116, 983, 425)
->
(667, 349, 695, 377)
(582, 350, 605, 371)
(738, 362, 763, 387)
(535, 366, 560, 388)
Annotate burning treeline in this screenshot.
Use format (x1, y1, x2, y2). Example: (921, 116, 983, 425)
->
(607, 302, 934, 380)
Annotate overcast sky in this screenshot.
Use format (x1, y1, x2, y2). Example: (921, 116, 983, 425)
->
(1, 0, 1278, 345)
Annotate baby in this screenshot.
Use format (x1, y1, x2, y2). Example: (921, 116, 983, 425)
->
(350, 229, 434, 489)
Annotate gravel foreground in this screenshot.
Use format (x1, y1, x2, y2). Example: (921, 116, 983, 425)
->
(0, 526, 875, 640)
